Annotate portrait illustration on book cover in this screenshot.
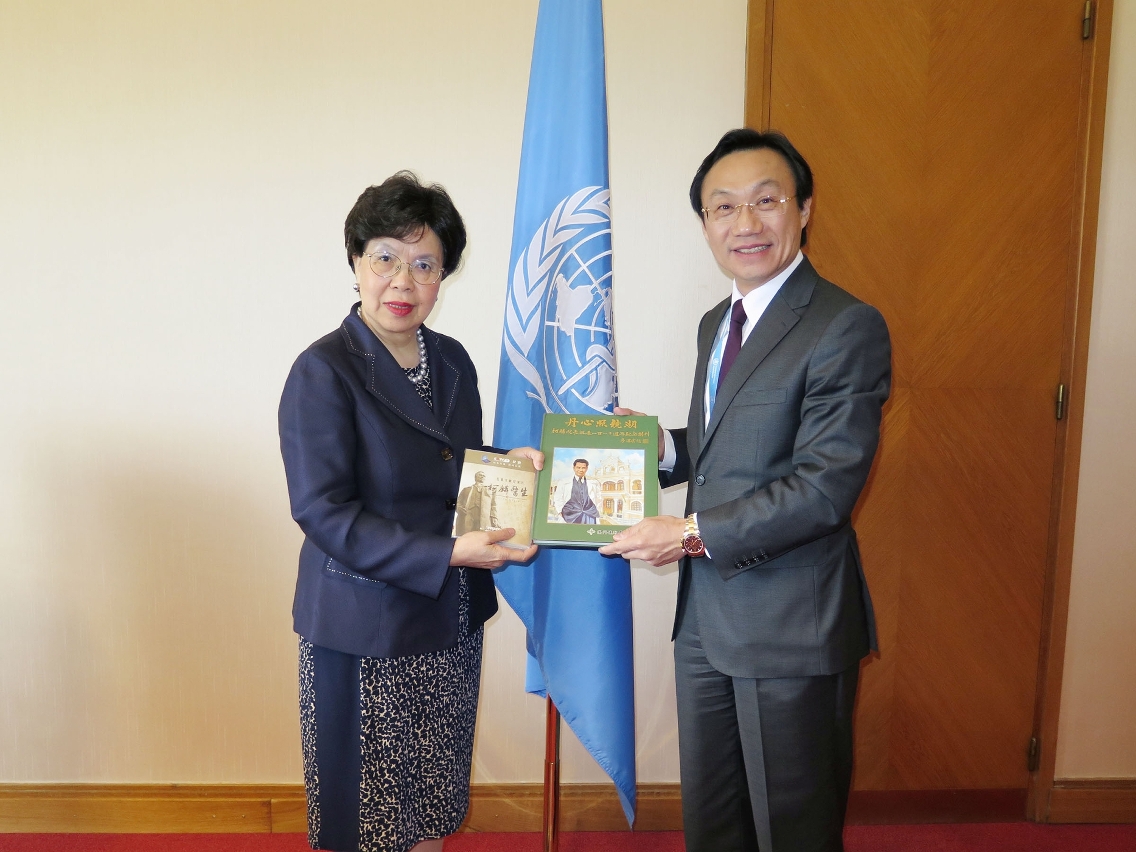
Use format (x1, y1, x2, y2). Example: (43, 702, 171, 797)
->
(546, 447, 646, 527)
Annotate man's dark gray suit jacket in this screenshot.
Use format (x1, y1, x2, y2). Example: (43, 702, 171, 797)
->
(666, 256, 891, 679)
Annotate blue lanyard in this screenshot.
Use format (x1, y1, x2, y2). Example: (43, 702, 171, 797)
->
(706, 307, 732, 414)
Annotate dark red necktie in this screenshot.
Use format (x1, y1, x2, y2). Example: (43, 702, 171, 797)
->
(717, 299, 748, 387)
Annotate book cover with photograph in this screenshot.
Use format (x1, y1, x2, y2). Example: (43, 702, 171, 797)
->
(451, 450, 537, 548)
(533, 414, 659, 547)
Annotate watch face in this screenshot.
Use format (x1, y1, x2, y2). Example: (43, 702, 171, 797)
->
(683, 534, 705, 556)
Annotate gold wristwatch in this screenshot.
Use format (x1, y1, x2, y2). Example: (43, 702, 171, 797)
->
(681, 514, 705, 557)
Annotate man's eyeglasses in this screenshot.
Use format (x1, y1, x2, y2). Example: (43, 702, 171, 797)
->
(365, 251, 442, 286)
(701, 195, 797, 223)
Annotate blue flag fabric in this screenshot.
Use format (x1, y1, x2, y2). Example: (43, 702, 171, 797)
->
(492, 0, 636, 827)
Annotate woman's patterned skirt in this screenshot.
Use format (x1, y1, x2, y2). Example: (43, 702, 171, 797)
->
(298, 568, 482, 852)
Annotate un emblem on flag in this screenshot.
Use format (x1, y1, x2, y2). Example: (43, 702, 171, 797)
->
(504, 186, 616, 414)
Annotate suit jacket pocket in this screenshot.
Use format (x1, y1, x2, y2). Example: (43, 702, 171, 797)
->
(732, 386, 788, 407)
(322, 555, 388, 588)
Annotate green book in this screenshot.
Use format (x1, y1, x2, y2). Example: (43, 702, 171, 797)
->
(532, 413, 659, 548)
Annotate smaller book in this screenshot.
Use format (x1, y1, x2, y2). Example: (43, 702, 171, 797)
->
(533, 413, 659, 548)
(452, 450, 537, 549)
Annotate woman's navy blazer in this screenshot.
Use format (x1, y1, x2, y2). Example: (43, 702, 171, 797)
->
(279, 307, 498, 659)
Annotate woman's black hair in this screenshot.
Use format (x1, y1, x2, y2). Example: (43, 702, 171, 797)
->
(344, 171, 467, 278)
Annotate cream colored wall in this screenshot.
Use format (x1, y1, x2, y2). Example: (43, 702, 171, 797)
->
(0, 0, 746, 783)
(1054, 0, 1136, 781)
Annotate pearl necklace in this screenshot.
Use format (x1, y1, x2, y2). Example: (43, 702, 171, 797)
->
(402, 328, 432, 408)
(403, 328, 429, 379)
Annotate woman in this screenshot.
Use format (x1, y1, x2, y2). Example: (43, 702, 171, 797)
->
(279, 172, 540, 852)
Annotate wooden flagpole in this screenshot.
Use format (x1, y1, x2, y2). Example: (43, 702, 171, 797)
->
(542, 696, 562, 852)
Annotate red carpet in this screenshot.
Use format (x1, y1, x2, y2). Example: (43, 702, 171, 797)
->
(1, 826, 1135, 851)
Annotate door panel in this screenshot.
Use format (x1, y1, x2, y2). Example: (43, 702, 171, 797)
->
(761, 0, 1084, 789)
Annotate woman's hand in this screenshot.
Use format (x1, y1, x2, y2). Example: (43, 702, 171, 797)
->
(451, 528, 538, 569)
(506, 446, 544, 470)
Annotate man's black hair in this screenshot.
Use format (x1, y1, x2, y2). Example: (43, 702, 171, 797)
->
(689, 129, 814, 245)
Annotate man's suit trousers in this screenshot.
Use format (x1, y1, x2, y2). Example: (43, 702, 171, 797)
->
(674, 601, 859, 852)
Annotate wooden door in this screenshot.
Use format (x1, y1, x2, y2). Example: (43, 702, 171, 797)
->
(748, 0, 1090, 793)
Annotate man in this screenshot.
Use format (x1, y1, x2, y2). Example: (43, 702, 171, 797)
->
(552, 458, 600, 524)
(600, 129, 891, 852)
(454, 470, 499, 535)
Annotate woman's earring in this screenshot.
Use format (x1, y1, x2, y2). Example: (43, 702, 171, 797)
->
(353, 283, 360, 292)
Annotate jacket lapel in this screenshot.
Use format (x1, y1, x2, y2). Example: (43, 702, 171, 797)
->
(424, 327, 462, 432)
(700, 258, 818, 454)
(339, 311, 452, 443)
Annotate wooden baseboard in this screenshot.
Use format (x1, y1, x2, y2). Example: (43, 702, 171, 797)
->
(3, 781, 1131, 832)
(1048, 780, 1136, 823)
(846, 789, 1027, 824)
(464, 783, 678, 832)
(0, 785, 305, 833)
(0, 783, 674, 834)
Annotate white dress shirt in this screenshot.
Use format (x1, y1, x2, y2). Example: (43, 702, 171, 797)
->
(661, 250, 805, 470)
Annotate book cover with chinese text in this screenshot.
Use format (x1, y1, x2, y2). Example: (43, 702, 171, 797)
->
(533, 414, 659, 547)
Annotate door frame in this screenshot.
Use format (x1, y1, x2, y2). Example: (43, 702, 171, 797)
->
(742, 0, 1115, 822)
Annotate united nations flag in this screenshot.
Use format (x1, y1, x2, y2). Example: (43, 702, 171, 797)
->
(492, 0, 636, 827)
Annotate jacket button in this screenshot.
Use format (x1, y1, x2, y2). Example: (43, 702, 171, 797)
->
(441, 447, 454, 461)
(695, 474, 705, 485)
(445, 499, 457, 510)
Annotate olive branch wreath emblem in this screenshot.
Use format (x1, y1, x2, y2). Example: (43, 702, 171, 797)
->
(503, 185, 611, 412)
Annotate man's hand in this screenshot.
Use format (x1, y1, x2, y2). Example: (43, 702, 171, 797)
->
(599, 515, 686, 567)
(613, 407, 664, 462)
